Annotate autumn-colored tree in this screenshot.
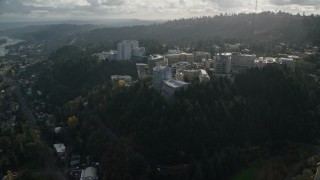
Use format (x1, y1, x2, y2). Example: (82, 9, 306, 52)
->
(118, 80, 126, 87)
(67, 116, 79, 128)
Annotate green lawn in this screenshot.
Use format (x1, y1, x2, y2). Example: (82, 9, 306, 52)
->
(233, 161, 261, 180)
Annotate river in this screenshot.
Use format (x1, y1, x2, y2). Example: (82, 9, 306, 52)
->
(0, 37, 23, 57)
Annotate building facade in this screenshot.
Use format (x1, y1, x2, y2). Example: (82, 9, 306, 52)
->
(165, 53, 194, 65)
(280, 58, 295, 72)
(136, 63, 149, 80)
(162, 79, 188, 97)
(215, 53, 232, 74)
(111, 75, 132, 83)
(231, 53, 256, 73)
(117, 40, 144, 61)
(153, 66, 172, 92)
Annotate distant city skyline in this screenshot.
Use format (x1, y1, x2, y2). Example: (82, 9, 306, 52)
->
(0, 0, 319, 22)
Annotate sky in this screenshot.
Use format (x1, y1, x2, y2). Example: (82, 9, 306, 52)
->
(0, 0, 319, 22)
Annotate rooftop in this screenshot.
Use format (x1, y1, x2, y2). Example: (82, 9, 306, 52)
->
(111, 75, 132, 78)
(149, 54, 164, 59)
(218, 52, 232, 56)
(279, 57, 294, 61)
(153, 66, 170, 71)
(163, 79, 188, 88)
(53, 143, 66, 153)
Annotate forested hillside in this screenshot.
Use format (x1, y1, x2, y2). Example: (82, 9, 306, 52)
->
(59, 64, 320, 180)
(75, 12, 320, 46)
(17, 42, 320, 179)
(32, 46, 138, 105)
(2, 12, 319, 47)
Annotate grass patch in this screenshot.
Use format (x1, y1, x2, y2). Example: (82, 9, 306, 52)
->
(233, 161, 261, 180)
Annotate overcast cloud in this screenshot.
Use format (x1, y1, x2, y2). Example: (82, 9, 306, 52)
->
(0, 0, 319, 22)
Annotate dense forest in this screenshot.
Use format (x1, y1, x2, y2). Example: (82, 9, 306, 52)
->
(55, 63, 320, 180)
(23, 45, 320, 179)
(30, 46, 138, 106)
(74, 12, 320, 46)
(8, 12, 319, 179)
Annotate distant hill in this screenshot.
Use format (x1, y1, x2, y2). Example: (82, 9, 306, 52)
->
(73, 12, 320, 46)
(0, 24, 102, 44)
(0, 19, 164, 31)
(0, 12, 319, 47)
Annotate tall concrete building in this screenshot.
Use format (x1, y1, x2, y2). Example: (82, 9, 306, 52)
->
(231, 53, 256, 73)
(117, 40, 144, 61)
(153, 66, 172, 92)
(153, 66, 188, 97)
(162, 79, 188, 97)
(215, 53, 232, 74)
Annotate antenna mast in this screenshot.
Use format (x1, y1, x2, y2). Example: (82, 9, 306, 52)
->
(255, 0, 258, 13)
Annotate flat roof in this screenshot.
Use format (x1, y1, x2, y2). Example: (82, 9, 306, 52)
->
(279, 58, 294, 61)
(163, 79, 188, 88)
(111, 75, 132, 78)
(200, 69, 208, 75)
(153, 66, 170, 71)
(218, 52, 232, 56)
(240, 54, 256, 57)
(136, 63, 147, 66)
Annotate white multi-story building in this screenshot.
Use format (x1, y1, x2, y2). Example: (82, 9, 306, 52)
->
(117, 41, 132, 61)
(117, 40, 144, 61)
(165, 53, 194, 65)
(280, 58, 295, 72)
(153, 66, 172, 92)
(153, 66, 189, 97)
(231, 53, 256, 73)
(254, 57, 277, 69)
(215, 53, 232, 74)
